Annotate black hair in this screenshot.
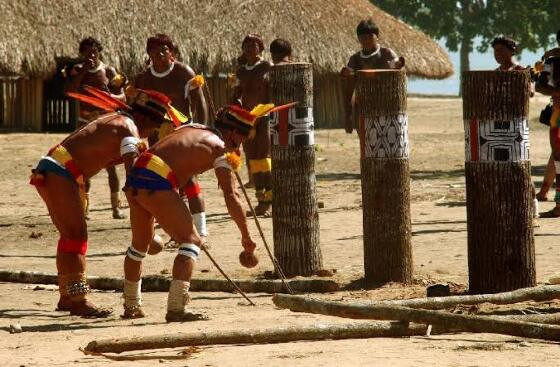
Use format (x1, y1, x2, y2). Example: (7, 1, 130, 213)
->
(270, 38, 292, 57)
(242, 34, 265, 53)
(356, 19, 379, 36)
(79, 37, 103, 53)
(146, 33, 177, 54)
(491, 35, 518, 53)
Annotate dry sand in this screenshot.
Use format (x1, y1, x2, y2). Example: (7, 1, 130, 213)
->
(1, 97, 560, 366)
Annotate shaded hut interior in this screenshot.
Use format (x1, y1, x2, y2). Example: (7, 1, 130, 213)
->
(0, 0, 452, 132)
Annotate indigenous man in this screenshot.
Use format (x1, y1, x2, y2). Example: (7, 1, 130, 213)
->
(29, 87, 181, 317)
(134, 34, 209, 238)
(270, 38, 293, 65)
(121, 103, 291, 321)
(536, 30, 560, 202)
(232, 34, 273, 216)
(491, 36, 539, 224)
(341, 19, 405, 157)
(65, 37, 127, 219)
(535, 53, 560, 217)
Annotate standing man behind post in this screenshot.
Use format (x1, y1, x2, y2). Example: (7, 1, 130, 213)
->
(232, 34, 273, 216)
(65, 37, 127, 219)
(341, 19, 404, 155)
(134, 34, 209, 238)
(270, 38, 293, 65)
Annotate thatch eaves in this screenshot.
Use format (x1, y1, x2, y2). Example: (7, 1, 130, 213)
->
(1, 0, 453, 79)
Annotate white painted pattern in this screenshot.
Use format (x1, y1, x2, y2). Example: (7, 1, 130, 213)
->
(364, 114, 409, 158)
(463, 117, 529, 162)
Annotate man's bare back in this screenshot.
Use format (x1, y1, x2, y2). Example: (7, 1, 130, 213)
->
(150, 126, 226, 186)
(62, 113, 139, 178)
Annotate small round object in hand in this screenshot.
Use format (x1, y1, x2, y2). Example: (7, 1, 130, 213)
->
(239, 250, 258, 268)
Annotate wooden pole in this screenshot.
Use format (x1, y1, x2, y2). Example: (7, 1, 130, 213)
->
(0, 269, 338, 293)
(355, 70, 412, 285)
(269, 62, 322, 276)
(273, 294, 560, 342)
(462, 71, 535, 294)
(84, 321, 430, 354)
(378, 284, 560, 310)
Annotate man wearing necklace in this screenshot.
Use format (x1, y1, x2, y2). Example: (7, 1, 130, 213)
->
(341, 19, 405, 141)
(65, 37, 127, 220)
(232, 34, 273, 216)
(134, 34, 209, 239)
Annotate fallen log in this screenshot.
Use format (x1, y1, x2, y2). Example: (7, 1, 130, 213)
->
(84, 321, 430, 354)
(273, 294, 560, 342)
(0, 270, 339, 294)
(382, 284, 560, 310)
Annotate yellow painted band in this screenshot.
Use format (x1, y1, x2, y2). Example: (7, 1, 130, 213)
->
(249, 158, 272, 173)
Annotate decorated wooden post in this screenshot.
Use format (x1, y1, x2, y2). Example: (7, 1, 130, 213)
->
(269, 62, 322, 277)
(355, 70, 412, 285)
(462, 70, 535, 294)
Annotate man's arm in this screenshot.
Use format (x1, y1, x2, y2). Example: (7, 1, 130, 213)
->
(188, 87, 209, 124)
(215, 166, 256, 252)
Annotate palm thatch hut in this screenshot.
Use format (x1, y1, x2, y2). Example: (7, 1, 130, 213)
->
(0, 0, 452, 131)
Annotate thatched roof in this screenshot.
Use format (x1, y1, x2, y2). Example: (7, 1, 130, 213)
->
(1, 0, 453, 79)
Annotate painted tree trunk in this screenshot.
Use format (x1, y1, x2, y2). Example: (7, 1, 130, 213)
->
(355, 70, 412, 285)
(462, 71, 535, 294)
(269, 63, 322, 276)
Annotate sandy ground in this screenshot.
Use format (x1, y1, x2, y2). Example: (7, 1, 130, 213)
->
(2, 96, 560, 366)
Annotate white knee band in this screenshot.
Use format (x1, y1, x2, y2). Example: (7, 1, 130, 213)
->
(178, 243, 200, 261)
(193, 212, 208, 237)
(555, 161, 560, 172)
(126, 246, 146, 262)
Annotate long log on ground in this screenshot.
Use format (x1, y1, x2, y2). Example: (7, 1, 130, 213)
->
(84, 321, 431, 354)
(0, 270, 339, 294)
(273, 294, 560, 341)
(380, 284, 560, 310)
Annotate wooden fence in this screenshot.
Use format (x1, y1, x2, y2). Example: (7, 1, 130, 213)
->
(0, 77, 44, 131)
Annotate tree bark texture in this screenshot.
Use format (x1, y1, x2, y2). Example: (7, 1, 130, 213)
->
(0, 270, 339, 294)
(361, 158, 412, 284)
(356, 70, 412, 285)
(273, 294, 560, 342)
(465, 162, 535, 293)
(462, 71, 534, 294)
(84, 321, 430, 354)
(269, 63, 322, 276)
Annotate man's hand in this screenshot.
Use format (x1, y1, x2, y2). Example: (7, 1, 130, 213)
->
(241, 236, 256, 253)
(341, 66, 354, 78)
(393, 57, 405, 69)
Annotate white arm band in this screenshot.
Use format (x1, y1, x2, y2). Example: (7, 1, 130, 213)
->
(120, 136, 141, 156)
(213, 156, 231, 171)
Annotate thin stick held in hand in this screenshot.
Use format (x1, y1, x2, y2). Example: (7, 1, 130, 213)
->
(201, 245, 255, 306)
(234, 171, 294, 294)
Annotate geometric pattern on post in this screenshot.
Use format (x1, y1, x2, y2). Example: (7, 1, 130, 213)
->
(464, 117, 529, 162)
(270, 107, 314, 146)
(364, 114, 409, 159)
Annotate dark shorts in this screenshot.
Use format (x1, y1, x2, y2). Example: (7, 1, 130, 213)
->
(34, 158, 75, 182)
(125, 167, 174, 191)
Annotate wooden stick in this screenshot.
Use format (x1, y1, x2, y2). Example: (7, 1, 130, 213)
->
(84, 321, 431, 354)
(0, 270, 338, 293)
(273, 294, 560, 342)
(233, 170, 294, 294)
(380, 284, 560, 310)
(200, 246, 255, 306)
